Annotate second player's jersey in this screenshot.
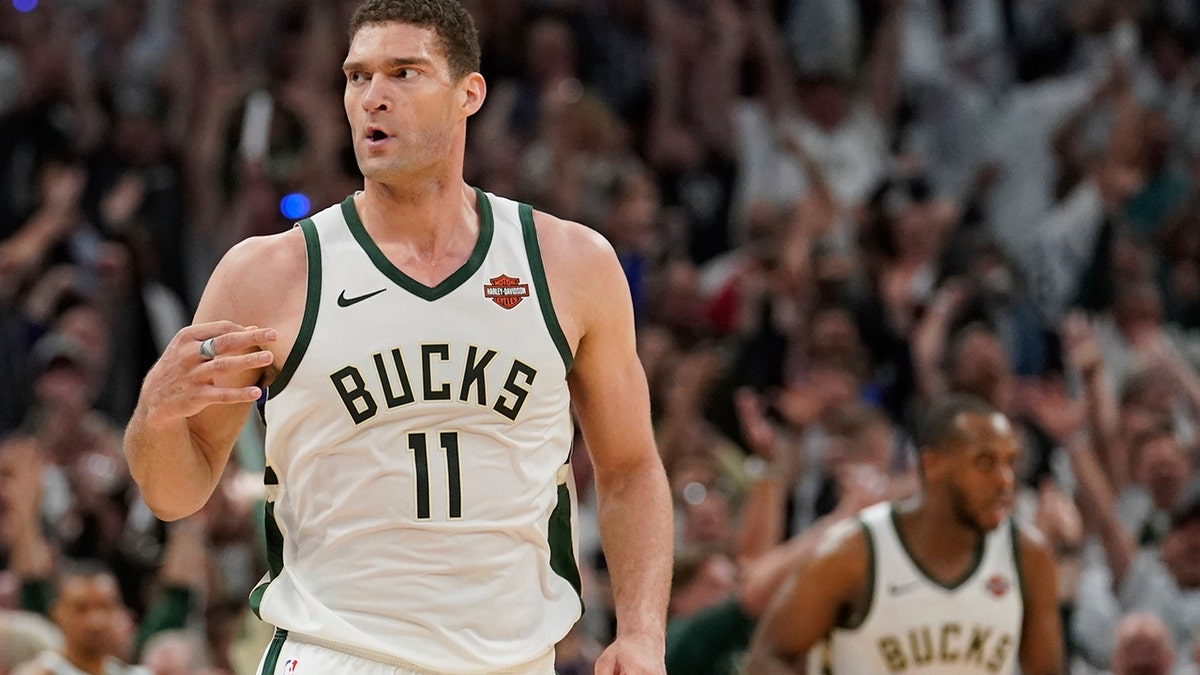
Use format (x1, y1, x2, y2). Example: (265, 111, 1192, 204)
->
(822, 502, 1025, 674)
(252, 189, 581, 673)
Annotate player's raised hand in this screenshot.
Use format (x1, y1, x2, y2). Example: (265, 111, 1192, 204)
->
(139, 321, 276, 425)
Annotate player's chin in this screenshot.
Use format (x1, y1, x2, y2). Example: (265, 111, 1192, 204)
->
(359, 161, 404, 182)
(972, 508, 1009, 532)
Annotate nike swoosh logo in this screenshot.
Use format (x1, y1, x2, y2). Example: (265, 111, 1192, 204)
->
(888, 581, 921, 595)
(337, 288, 387, 307)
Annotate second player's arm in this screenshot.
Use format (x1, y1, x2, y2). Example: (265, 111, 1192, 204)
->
(1017, 525, 1065, 674)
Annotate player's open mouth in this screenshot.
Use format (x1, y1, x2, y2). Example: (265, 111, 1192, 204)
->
(366, 126, 391, 146)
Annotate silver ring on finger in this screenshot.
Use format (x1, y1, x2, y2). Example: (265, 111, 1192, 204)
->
(199, 337, 218, 360)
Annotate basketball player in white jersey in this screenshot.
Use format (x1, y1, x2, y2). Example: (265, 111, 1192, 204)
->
(121, 1, 673, 673)
(746, 395, 1063, 674)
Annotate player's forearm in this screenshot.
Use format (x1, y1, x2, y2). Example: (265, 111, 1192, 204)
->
(124, 408, 221, 521)
(10, 522, 54, 579)
(595, 456, 673, 642)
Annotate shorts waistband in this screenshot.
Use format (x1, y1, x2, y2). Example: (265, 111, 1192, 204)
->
(285, 631, 556, 674)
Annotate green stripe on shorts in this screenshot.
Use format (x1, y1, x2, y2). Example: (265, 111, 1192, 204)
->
(259, 628, 288, 674)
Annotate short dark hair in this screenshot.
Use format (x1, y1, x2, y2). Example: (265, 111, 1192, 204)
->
(53, 560, 119, 605)
(349, 0, 481, 80)
(57, 559, 117, 586)
(915, 394, 999, 453)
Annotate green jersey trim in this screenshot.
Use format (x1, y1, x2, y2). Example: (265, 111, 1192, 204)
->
(1010, 519, 1026, 601)
(249, 498, 285, 620)
(248, 582, 267, 620)
(840, 517, 875, 630)
(518, 203, 573, 372)
(889, 503, 985, 591)
(341, 188, 495, 302)
(549, 482, 583, 612)
(267, 218, 321, 400)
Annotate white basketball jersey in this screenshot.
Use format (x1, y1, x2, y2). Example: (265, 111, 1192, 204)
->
(252, 189, 581, 673)
(822, 502, 1024, 674)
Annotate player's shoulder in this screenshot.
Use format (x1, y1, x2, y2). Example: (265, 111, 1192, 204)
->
(526, 208, 615, 266)
(1005, 519, 1062, 621)
(1010, 519, 1055, 569)
(198, 227, 308, 323)
(524, 208, 626, 339)
(526, 208, 624, 303)
(810, 514, 873, 579)
(214, 227, 308, 281)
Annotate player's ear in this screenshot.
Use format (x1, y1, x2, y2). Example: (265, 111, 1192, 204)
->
(919, 448, 945, 481)
(459, 72, 486, 117)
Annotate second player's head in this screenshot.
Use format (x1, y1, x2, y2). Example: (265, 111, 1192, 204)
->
(916, 394, 1018, 533)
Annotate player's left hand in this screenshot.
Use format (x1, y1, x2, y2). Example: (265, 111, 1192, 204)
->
(593, 633, 665, 675)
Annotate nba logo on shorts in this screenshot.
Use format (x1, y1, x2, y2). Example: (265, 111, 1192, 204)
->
(283, 659, 299, 673)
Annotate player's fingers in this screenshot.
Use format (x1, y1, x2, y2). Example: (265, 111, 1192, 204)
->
(197, 350, 274, 376)
(182, 321, 248, 341)
(203, 328, 278, 358)
(199, 384, 263, 405)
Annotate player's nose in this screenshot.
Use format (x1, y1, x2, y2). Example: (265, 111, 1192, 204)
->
(361, 74, 390, 112)
(997, 463, 1015, 492)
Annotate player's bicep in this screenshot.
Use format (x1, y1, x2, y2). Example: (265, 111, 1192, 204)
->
(191, 246, 268, 389)
(569, 352, 653, 474)
(565, 235, 654, 475)
(183, 236, 289, 451)
(1017, 527, 1064, 674)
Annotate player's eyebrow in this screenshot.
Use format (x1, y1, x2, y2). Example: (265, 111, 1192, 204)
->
(342, 57, 434, 73)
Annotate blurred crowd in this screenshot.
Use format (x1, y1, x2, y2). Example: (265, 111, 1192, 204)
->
(1, 0, 1200, 673)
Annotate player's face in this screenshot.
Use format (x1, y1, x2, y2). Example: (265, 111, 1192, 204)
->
(52, 575, 124, 658)
(342, 23, 483, 183)
(945, 412, 1019, 533)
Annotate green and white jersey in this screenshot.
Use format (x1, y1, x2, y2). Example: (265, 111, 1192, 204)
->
(253, 189, 580, 674)
(821, 502, 1024, 675)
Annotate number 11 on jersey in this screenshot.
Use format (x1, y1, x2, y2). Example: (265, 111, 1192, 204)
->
(407, 431, 461, 520)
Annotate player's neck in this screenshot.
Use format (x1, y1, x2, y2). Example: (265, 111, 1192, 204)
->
(63, 647, 107, 675)
(356, 180, 478, 256)
(903, 496, 983, 557)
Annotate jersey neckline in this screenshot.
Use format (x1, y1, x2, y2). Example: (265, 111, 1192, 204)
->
(340, 187, 495, 302)
(888, 502, 986, 591)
